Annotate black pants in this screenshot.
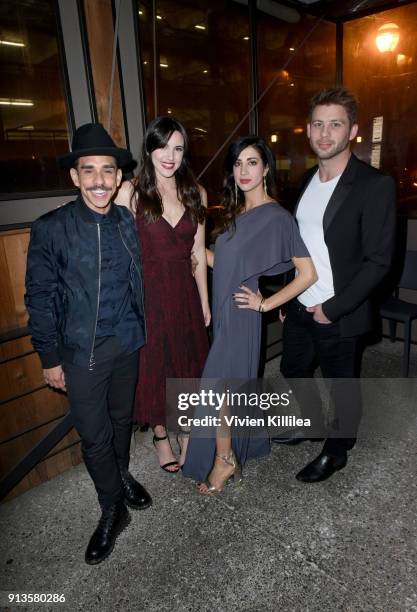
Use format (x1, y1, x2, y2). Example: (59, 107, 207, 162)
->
(280, 300, 362, 457)
(64, 337, 139, 509)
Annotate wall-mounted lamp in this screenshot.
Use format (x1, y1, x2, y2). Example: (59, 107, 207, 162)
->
(376, 23, 400, 53)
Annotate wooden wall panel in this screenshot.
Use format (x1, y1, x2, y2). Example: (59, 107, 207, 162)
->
(0, 387, 69, 445)
(0, 336, 34, 361)
(3, 232, 30, 329)
(0, 229, 29, 334)
(0, 419, 80, 477)
(0, 229, 82, 502)
(0, 239, 19, 333)
(3, 441, 82, 502)
(0, 352, 45, 403)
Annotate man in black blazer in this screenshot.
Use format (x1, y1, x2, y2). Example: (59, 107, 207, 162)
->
(277, 88, 396, 482)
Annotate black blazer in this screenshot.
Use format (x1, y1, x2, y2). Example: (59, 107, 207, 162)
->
(294, 154, 396, 337)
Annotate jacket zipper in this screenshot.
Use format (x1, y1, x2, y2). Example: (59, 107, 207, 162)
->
(118, 224, 147, 339)
(89, 223, 101, 370)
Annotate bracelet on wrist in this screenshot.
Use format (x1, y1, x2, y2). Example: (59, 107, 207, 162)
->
(258, 297, 265, 313)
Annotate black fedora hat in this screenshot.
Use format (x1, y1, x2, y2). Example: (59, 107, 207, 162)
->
(59, 122, 133, 169)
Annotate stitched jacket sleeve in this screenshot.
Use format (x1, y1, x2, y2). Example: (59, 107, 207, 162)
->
(25, 218, 61, 368)
(322, 175, 396, 323)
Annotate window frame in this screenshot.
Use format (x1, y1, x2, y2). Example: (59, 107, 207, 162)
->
(0, 0, 96, 227)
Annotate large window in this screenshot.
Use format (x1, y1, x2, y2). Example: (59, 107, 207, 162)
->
(344, 4, 417, 214)
(137, 0, 251, 202)
(257, 10, 336, 208)
(0, 0, 72, 195)
(136, 2, 337, 207)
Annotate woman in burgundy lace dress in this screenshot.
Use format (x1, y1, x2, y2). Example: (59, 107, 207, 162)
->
(117, 117, 210, 472)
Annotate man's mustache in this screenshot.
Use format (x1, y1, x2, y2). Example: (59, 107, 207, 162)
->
(86, 185, 112, 192)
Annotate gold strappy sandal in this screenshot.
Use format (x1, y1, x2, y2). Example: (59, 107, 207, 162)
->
(199, 450, 243, 495)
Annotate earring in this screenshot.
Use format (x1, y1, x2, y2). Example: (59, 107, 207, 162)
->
(263, 175, 268, 197)
(234, 182, 238, 204)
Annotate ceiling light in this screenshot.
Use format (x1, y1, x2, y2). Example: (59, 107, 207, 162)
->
(243, 36, 249, 41)
(195, 25, 206, 30)
(289, 47, 295, 51)
(0, 99, 34, 106)
(203, 69, 208, 74)
(159, 63, 169, 68)
(138, 10, 143, 15)
(156, 14, 162, 20)
(0, 40, 25, 47)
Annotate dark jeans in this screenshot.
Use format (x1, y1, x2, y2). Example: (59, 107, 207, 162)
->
(64, 337, 139, 509)
(280, 300, 362, 457)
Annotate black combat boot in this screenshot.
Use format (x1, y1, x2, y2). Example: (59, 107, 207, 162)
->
(85, 501, 131, 565)
(120, 470, 152, 510)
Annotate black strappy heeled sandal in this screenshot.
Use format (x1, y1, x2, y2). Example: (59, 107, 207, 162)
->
(152, 433, 180, 473)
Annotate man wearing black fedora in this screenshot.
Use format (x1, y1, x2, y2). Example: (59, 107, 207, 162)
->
(25, 123, 152, 565)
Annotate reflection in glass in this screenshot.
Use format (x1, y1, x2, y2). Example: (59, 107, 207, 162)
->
(257, 12, 336, 209)
(344, 4, 417, 214)
(0, 0, 72, 194)
(137, 0, 251, 203)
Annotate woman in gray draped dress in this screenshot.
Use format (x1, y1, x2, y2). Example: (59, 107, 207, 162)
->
(182, 136, 317, 493)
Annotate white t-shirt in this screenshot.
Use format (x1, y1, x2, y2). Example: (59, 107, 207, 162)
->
(296, 170, 341, 307)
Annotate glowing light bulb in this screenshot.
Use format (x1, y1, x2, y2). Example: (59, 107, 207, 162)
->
(376, 23, 400, 53)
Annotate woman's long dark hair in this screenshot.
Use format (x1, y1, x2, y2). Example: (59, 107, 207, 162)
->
(135, 116, 205, 224)
(212, 136, 278, 239)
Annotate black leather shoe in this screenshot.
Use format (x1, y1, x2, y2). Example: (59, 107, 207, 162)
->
(85, 502, 131, 565)
(296, 451, 347, 483)
(120, 471, 152, 510)
(271, 429, 324, 445)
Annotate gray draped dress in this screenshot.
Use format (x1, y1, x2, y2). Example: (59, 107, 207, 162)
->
(182, 202, 310, 482)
